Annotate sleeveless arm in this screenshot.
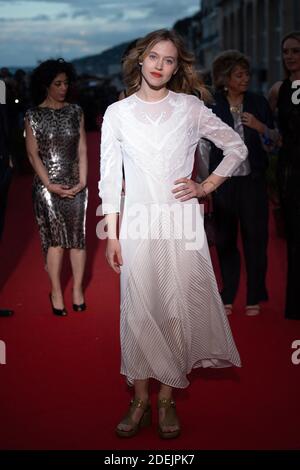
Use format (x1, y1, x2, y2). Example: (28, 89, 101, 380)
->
(268, 81, 283, 113)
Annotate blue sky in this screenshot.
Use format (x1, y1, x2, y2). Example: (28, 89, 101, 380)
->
(0, 0, 200, 67)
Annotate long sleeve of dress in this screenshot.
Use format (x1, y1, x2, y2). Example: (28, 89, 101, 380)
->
(198, 103, 248, 177)
(98, 108, 123, 214)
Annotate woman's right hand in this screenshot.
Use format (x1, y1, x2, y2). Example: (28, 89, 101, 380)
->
(106, 239, 123, 273)
(47, 183, 75, 198)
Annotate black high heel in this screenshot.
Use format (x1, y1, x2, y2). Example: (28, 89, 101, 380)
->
(73, 302, 86, 312)
(49, 293, 67, 316)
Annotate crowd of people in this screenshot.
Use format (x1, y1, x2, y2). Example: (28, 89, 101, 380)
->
(1, 28, 299, 438)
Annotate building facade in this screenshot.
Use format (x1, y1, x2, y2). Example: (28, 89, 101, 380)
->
(199, 0, 300, 91)
(197, 0, 221, 71)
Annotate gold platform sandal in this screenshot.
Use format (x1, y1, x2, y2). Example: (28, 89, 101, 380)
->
(115, 398, 151, 438)
(157, 398, 181, 439)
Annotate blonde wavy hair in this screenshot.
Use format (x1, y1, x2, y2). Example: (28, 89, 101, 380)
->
(123, 29, 211, 103)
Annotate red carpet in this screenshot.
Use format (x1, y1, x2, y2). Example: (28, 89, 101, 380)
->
(0, 132, 300, 450)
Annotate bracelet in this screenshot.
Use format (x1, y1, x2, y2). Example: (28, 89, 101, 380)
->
(198, 185, 207, 199)
(201, 180, 217, 193)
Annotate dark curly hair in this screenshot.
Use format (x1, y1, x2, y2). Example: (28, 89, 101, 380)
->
(30, 58, 77, 105)
(212, 50, 250, 92)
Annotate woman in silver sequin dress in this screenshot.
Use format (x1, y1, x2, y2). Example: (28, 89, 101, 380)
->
(25, 59, 88, 316)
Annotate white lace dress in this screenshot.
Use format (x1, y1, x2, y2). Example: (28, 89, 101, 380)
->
(99, 91, 247, 388)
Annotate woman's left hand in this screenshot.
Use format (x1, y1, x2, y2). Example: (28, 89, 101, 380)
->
(241, 112, 265, 133)
(172, 178, 203, 201)
(69, 182, 86, 196)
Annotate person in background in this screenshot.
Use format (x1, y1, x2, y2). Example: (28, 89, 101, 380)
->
(25, 59, 88, 316)
(207, 50, 277, 317)
(99, 29, 247, 439)
(269, 31, 300, 320)
(0, 103, 14, 317)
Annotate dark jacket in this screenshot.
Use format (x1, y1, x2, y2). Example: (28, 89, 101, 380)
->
(209, 91, 274, 176)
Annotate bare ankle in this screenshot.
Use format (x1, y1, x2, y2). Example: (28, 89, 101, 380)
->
(135, 394, 149, 403)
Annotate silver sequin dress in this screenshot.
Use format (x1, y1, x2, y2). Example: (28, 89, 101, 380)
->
(26, 104, 87, 255)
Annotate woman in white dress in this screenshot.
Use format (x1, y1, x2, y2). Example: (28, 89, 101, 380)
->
(99, 29, 247, 439)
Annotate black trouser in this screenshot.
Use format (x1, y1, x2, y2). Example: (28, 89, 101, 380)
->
(213, 174, 269, 306)
(0, 164, 12, 241)
(278, 163, 300, 319)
